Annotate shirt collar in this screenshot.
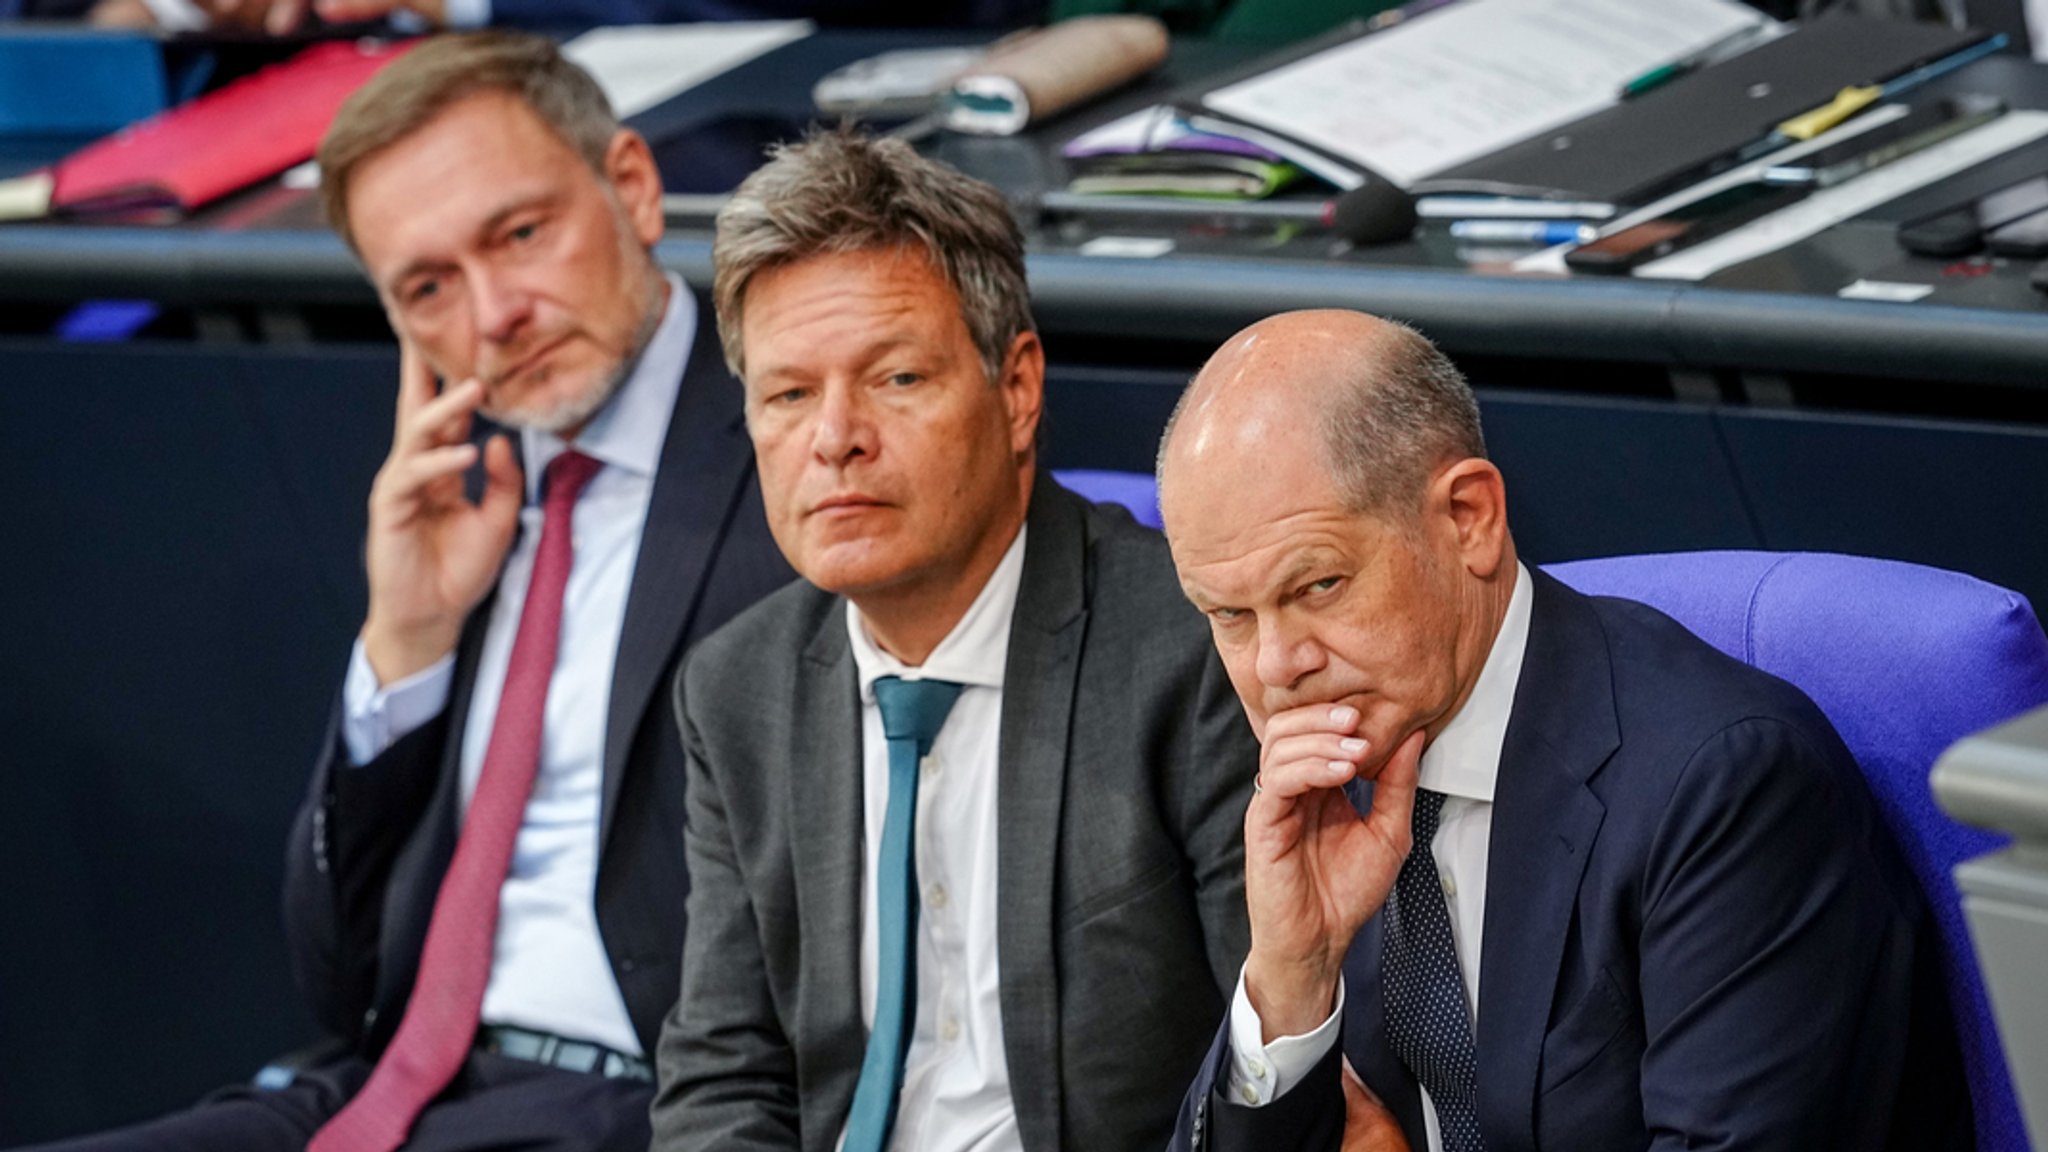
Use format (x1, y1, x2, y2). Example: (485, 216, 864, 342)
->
(847, 525, 1029, 703)
(1416, 561, 1533, 805)
(520, 274, 695, 500)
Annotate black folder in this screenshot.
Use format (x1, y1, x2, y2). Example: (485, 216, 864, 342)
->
(1414, 15, 1992, 205)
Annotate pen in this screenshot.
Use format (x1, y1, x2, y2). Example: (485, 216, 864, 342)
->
(1760, 32, 2010, 151)
(1447, 220, 1594, 245)
(1619, 23, 1770, 99)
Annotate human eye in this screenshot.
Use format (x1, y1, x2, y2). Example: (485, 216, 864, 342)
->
(886, 371, 922, 387)
(403, 276, 442, 307)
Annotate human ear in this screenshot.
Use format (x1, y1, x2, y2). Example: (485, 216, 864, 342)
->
(997, 330, 1046, 461)
(604, 128, 665, 249)
(1437, 458, 1508, 579)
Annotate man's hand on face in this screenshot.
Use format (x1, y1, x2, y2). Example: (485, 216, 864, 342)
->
(360, 340, 524, 687)
(1242, 705, 1423, 1041)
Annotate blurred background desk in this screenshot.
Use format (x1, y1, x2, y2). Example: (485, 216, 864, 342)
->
(6, 25, 2048, 1145)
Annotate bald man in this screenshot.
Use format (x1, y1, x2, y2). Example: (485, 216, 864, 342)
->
(1156, 311, 1969, 1152)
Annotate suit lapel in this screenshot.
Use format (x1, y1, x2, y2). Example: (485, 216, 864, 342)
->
(1473, 571, 1616, 1152)
(789, 605, 869, 1130)
(598, 326, 753, 850)
(997, 479, 1089, 1152)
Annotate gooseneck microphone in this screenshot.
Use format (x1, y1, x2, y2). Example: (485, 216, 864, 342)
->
(1036, 180, 1419, 246)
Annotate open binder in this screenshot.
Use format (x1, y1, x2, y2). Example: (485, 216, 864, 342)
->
(1182, 4, 1995, 212)
(1422, 16, 1992, 205)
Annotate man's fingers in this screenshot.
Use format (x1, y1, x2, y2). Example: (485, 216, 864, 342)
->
(397, 380, 486, 455)
(1362, 728, 1425, 843)
(477, 435, 525, 530)
(1254, 753, 1360, 803)
(1262, 730, 1371, 774)
(1260, 702, 1363, 744)
(377, 443, 479, 504)
(264, 0, 310, 33)
(395, 338, 438, 429)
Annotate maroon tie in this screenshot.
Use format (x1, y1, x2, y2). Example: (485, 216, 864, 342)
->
(311, 449, 604, 1152)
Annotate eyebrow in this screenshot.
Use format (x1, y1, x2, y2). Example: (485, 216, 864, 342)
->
(382, 192, 557, 297)
(749, 334, 920, 385)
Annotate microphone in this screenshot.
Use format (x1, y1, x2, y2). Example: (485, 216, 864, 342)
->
(1036, 181, 1418, 246)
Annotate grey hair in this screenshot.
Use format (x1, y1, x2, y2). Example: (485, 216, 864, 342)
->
(1158, 318, 1485, 517)
(1318, 320, 1487, 517)
(711, 125, 1034, 384)
(319, 31, 618, 253)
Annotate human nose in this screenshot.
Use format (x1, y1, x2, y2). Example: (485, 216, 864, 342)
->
(809, 382, 875, 465)
(1254, 612, 1327, 691)
(468, 262, 533, 345)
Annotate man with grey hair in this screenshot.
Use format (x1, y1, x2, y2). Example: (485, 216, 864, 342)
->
(21, 32, 792, 1152)
(649, 128, 1256, 1152)
(1156, 309, 1967, 1152)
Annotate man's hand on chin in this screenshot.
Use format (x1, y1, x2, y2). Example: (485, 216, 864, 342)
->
(1242, 708, 1425, 1040)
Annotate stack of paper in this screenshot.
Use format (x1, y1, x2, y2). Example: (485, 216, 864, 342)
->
(1061, 106, 1304, 200)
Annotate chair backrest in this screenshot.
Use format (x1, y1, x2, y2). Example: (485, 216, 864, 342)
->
(1052, 468, 2048, 1149)
(1051, 468, 1163, 529)
(1549, 551, 2048, 1152)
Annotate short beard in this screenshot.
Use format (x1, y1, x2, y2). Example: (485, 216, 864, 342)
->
(485, 258, 666, 436)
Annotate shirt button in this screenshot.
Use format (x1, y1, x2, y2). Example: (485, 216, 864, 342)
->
(1239, 1083, 1261, 1105)
(922, 753, 939, 776)
(1441, 871, 1457, 898)
(927, 883, 949, 910)
(1247, 1057, 1268, 1080)
(941, 1017, 960, 1042)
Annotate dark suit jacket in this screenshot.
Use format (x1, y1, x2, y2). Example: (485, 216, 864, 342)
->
(1174, 569, 1970, 1152)
(651, 478, 1257, 1152)
(282, 315, 794, 1060)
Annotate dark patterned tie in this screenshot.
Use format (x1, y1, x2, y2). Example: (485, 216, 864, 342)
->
(1380, 787, 1485, 1152)
(843, 675, 964, 1152)
(311, 450, 604, 1152)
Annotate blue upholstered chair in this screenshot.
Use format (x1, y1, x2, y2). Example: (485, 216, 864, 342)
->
(1548, 551, 2048, 1152)
(1054, 468, 2048, 1150)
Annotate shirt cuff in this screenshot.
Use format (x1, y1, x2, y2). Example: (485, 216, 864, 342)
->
(341, 639, 454, 766)
(1222, 966, 1345, 1108)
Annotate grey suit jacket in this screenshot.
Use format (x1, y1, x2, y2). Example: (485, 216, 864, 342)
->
(651, 477, 1257, 1152)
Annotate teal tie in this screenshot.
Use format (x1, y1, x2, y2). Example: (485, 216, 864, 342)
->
(843, 675, 964, 1152)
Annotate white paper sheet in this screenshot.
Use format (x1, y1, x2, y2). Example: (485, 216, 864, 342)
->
(563, 21, 814, 119)
(1634, 111, 2048, 280)
(1201, 0, 1765, 189)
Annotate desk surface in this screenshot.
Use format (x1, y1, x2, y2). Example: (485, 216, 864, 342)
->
(5, 32, 2048, 387)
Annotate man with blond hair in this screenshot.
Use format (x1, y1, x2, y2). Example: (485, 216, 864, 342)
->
(25, 31, 790, 1152)
(649, 129, 1256, 1152)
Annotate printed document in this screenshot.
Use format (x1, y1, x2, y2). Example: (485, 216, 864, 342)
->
(1201, 0, 1764, 188)
(564, 22, 813, 119)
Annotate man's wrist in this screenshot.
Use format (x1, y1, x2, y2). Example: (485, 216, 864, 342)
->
(360, 618, 460, 687)
(1243, 951, 1342, 1043)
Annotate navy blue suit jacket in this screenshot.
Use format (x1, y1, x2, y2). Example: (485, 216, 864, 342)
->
(1173, 569, 1969, 1152)
(282, 307, 794, 1060)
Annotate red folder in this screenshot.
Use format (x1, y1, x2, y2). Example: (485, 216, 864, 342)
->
(51, 39, 415, 217)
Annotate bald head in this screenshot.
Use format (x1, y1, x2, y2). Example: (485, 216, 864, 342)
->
(1159, 309, 1484, 526)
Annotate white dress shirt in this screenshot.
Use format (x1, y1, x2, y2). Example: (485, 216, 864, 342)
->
(340, 277, 696, 1056)
(1224, 562, 1534, 1152)
(840, 527, 1029, 1152)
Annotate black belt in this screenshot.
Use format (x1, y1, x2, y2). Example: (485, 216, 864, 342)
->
(475, 1025, 654, 1083)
